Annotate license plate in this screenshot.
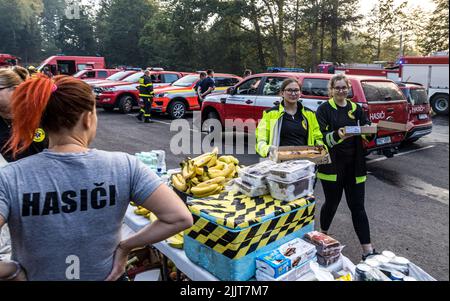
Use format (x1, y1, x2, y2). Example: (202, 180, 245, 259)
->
(376, 136, 392, 146)
(418, 114, 428, 120)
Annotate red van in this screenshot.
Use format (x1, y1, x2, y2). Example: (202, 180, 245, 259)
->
(202, 72, 410, 157)
(73, 68, 119, 80)
(37, 55, 106, 76)
(397, 82, 433, 143)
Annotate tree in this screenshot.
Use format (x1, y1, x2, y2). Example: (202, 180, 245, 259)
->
(418, 0, 449, 54)
(0, 0, 43, 63)
(365, 0, 407, 61)
(100, 0, 155, 67)
(55, 4, 97, 55)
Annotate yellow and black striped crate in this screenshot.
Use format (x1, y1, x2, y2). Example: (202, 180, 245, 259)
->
(185, 191, 315, 260)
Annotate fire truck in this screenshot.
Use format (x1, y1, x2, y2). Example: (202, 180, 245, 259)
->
(318, 55, 449, 115)
(397, 55, 449, 115)
(0, 54, 19, 67)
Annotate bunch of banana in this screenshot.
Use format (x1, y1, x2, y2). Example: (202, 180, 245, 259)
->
(170, 148, 241, 198)
(134, 206, 151, 219)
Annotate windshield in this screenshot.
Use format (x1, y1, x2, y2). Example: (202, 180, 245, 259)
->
(172, 75, 199, 87)
(106, 71, 129, 81)
(362, 81, 405, 102)
(73, 70, 85, 77)
(123, 72, 144, 83)
(409, 88, 429, 105)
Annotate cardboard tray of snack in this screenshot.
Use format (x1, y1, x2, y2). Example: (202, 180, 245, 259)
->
(272, 146, 331, 165)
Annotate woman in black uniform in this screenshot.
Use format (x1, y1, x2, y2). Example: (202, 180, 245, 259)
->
(315, 74, 378, 260)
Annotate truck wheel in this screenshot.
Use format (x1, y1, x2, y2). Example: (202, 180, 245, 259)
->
(168, 100, 186, 119)
(118, 95, 134, 114)
(431, 94, 449, 115)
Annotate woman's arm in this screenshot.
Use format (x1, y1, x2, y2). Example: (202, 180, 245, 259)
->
(105, 184, 192, 281)
(120, 184, 192, 251)
(255, 111, 272, 158)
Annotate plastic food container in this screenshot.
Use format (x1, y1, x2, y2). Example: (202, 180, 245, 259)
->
(268, 160, 316, 182)
(317, 253, 341, 267)
(234, 178, 269, 197)
(238, 160, 277, 187)
(304, 231, 342, 255)
(267, 174, 315, 202)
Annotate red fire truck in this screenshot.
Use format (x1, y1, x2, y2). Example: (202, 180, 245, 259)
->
(37, 55, 106, 76)
(0, 54, 19, 67)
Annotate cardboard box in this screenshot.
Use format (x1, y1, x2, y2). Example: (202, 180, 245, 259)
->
(377, 120, 408, 132)
(344, 125, 378, 136)
(256, 238, 317, 278)
(273, 146, 331, 165)
(256, 258, 316, 281)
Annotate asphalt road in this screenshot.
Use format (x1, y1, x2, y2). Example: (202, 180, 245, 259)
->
(92, 110, 449, 281)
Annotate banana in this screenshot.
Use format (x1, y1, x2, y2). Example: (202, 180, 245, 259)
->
(196, 176, 226, 188)
(194, 185, 224, 198)
(191, 177, 200, 186)
(218, 156, 232, 164)
(191, 184, 219, 196)
(134, 207, 150, 216)
(182, 160, 196, 179)
(208, 163, 235, 178)
(130, 201, 137, 207)
(195, 166, 204, 176)
(209, 160, 226, 171)
(172, 174, 187, 192)
(193, 154, 213, 167)
(167, 233, 184, 249)
(199, 175, 210, 182)
(206, 155, 217, 168)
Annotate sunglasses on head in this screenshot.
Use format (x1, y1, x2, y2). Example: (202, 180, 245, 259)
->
(0, 86, 16, 91)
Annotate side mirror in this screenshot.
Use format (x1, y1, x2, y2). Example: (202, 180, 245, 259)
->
(227, 87, 235, 95)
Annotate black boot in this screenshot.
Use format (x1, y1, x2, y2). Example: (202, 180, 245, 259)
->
(144, 117, 153, 123)
(136, 112, 143, 121)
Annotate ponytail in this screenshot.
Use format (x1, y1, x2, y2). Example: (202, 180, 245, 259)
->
(6, 74, 95, 158)
(6, 74, 53, 157)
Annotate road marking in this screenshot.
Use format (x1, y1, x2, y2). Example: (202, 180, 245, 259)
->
(402, 175, 449, 206)
(367, 145, 436, 164)
(127, 114, 201, 133)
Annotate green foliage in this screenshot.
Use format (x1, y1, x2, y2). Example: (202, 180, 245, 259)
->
(0, 0, 444, 70)
(418, 0, 449, 54)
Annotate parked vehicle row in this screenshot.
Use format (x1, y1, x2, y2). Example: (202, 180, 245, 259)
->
(201, 72, 433, 157)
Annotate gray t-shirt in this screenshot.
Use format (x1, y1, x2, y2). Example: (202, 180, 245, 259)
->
(0, 149, 162, 281)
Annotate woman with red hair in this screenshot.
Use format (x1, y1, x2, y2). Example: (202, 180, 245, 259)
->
(0, 75, 193, 281)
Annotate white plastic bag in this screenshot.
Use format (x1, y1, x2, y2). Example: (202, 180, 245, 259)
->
(0, 224, 11, 260)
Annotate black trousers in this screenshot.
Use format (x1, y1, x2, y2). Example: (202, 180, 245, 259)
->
(320, 158, 371, 245)
(142, 97, 152, 118)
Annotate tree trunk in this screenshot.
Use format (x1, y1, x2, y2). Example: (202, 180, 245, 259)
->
(277, 0, 285, 66)
(320, 12, 325, 62)
(292, 0, 300, 66)
(311, 21, 319, 72)
(330, 0, 339, 62)
(249, 1, 266, 70)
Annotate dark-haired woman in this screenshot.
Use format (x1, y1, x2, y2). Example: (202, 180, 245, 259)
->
(256, 78, 324, 158)
(0, 75, 193, 281)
